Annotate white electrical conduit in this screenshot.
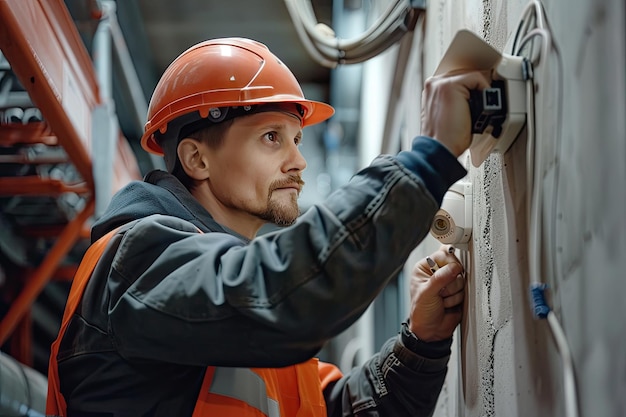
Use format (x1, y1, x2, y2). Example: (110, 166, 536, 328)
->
(283, 0, 422, 68)
(513, 2, 579, 417)
(297, 0, 405, 49)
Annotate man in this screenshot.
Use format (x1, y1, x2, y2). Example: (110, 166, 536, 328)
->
(47, 38, 490, 416)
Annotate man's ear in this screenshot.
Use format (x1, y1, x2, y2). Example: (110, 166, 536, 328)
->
(177, 138, 210, 180)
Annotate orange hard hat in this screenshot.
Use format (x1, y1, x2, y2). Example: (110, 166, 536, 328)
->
(141, 37, 335, 155)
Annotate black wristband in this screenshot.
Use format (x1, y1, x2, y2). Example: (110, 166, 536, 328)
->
(401, 322, 452, 359)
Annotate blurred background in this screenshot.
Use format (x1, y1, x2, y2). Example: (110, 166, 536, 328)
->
(1, 1, 625, 416)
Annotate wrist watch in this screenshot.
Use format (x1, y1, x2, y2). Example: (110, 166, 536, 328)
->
(401, 321, 452, 358)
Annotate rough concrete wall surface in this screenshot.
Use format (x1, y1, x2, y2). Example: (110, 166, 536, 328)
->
(401, 0, 626, 416)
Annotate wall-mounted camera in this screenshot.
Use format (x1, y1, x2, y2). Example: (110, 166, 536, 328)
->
(430, 180, 472, 249)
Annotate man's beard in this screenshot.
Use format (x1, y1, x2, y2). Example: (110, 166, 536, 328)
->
(257, 175, 305, 226)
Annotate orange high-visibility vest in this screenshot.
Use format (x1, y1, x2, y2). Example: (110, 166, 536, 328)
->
(46, 227, 343, 417)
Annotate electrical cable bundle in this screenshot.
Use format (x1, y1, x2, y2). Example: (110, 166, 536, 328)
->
(283, 0, 424, 68)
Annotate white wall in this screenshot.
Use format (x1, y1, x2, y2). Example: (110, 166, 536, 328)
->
(362, 0, 626, 416)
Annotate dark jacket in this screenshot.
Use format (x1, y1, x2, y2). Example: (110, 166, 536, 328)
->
(57, 136, 467, 416)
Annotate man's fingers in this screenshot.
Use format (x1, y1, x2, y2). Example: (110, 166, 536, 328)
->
(442, 291, 464, 309)
(425, 262, 463, 296)
(441, 69, 492, 92)
(439, 273, 465, 297)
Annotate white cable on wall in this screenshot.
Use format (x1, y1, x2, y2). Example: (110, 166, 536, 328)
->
(513, 2, 579, 417)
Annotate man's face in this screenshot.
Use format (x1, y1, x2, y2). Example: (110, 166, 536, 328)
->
(204, 111, 306, 227)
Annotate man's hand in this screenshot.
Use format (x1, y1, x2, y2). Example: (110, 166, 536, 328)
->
(421, 70, 492, 157)
(408, 245, 466, 342)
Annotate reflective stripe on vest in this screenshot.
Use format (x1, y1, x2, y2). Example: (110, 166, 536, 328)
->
(192, 358, 332, 417)
(209, 367, 280, 417)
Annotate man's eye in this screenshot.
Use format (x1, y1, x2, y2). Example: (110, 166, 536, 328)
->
(264, 132, 277, 142)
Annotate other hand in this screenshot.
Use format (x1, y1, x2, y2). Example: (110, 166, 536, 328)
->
(408, 245, 465, 342)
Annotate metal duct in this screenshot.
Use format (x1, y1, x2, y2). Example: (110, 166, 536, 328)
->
(0, 350, 47, 416)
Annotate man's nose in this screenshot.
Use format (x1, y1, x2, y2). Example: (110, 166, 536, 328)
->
(285, 144, 307, 172)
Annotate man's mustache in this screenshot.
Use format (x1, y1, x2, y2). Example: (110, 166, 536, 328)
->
(269, 175, 305, 193)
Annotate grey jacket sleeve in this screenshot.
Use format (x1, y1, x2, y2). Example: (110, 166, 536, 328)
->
(106, 139, 465, 368)
(323, 323, 452, 417)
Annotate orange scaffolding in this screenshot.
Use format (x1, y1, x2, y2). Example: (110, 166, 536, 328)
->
(0, 0, 141, 365)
